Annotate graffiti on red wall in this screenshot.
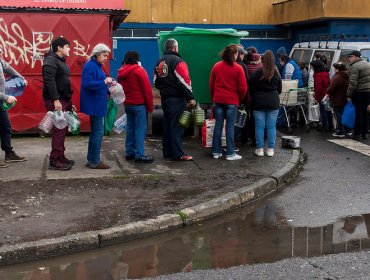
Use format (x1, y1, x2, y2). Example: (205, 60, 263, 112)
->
(0, 17, 91, 68)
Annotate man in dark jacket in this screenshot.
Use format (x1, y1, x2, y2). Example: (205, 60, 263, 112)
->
(346, 50, 370, 140)
(154, 38, 196, 161)
(42, 36, 74, 170)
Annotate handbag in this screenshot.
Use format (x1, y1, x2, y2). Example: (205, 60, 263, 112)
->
(342, 100, 355, 129)
(104, 98, 118, 135)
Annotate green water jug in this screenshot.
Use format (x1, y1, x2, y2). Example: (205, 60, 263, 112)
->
(179, 109, 193, 128)
(1, 100, 16, 110)
(70, 110, 80, 135)
(194, 103, 205, 127)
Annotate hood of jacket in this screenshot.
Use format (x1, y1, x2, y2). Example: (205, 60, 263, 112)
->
(118, 64, 141, 79)
(335, 71, 349, 80)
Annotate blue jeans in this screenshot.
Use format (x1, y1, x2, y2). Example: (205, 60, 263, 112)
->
(125, 105, 147, 159)
(161, 96, 186, 159)
(87, 116, 104, 165)
(253, 109, 279, 149)
(319, 103, 329, 129)
(212, 104, 237, 156)
(0, 108, 12, 154)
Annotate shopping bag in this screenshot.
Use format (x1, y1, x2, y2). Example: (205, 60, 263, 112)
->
(342, 100, 355, 129)
(104, 98, 118, 135)
(201, 119, 226, 148)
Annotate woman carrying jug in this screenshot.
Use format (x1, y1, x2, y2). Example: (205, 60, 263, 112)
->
(80, 43, 112, 169)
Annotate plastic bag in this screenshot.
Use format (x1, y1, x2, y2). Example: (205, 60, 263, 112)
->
(201, 119, 226, 148)
(342, 100, 355, 129)
(104, 98, 118, 135)
(5, 77, 25, 97)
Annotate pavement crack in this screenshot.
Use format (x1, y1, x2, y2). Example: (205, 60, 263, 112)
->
(40, 155, 48, 180)
(307, 259, 339, 280)
(192, 160, 202, 171)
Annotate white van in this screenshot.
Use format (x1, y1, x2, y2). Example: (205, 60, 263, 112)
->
(290, 41, 370, 77)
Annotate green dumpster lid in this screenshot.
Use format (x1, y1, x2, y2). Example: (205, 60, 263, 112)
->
(158, 27, 248, 38)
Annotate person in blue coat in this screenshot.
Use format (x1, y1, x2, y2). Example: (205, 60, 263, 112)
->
(80, 43, 112, 169)
(278, 54, 304, 88)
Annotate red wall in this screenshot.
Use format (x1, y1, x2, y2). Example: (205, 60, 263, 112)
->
(0, 12, 111, 132)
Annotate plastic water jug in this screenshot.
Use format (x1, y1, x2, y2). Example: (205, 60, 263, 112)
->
(109, 81, 125, 104)
(310, 103, 320, 120)
(179, 109, 192, 128)
(38, 111, 54, 133)
(65, 111, 80, 135)
(194, 104, 205, 127)
(235, 106, 247, 128)
(113, 114, 127, 134)
(5, 77, 25, 97)
(52, 110, 68, 129)
(1, 100, 16, 110)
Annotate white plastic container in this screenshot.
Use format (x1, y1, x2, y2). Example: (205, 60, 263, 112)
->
(38, 111, 55, 133)
(113, 114, 127, 134)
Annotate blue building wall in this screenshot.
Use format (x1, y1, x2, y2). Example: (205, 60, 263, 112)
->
(111, 23, 291, 83)
(111, 20, 370, 82)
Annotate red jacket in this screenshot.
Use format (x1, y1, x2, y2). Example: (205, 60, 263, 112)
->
(313, 71, 330, 102)
(209, 61, 248, 106)
(117, 64, 153, 112)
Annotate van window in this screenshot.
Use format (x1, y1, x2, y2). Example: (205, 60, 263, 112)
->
(313, 50, 335, 68)
(361, 49, 370, 62)
(338, 49, 353, 66)
(291, 49, 313, 65)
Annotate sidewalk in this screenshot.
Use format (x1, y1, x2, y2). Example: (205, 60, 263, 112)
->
(0, 133, 301, 265)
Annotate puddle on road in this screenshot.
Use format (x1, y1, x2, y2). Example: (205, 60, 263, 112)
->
(2, 203, 370, 279)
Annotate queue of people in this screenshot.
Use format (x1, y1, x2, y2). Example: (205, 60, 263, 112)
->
(2, 37, 370, 170)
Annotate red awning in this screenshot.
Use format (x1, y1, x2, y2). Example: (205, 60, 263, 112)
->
(0, 0, 125, 11)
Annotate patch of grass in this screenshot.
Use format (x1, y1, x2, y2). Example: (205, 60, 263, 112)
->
(176, 211, 188, 224)
(111, 175, 130, 180)
(143, 174, 161, 180)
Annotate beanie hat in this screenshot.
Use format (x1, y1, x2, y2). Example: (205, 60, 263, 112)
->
(90, 43, 111, 58)
(51, 36, 70, 53)
(276, 46, 287, 57)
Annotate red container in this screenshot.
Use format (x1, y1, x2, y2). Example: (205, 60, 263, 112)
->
(0, 2, 128, 132)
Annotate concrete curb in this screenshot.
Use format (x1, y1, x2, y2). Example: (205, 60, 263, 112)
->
(0, 149, 302, 266)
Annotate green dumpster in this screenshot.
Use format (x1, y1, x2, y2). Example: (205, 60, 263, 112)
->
(158, 27, 248, 104)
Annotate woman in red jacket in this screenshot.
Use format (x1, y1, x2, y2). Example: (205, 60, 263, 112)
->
(310, 59, 330, 132)
(209, 44, 248, 161)
(117, 51, 154, 163)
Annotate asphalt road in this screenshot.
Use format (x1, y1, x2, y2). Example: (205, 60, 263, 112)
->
(146, 128, 370, 280)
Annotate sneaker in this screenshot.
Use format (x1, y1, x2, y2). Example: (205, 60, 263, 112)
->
(174, 154, 193, 161)
(87, 162, 111, 169)
(255, 148, 264, 157)
(332, 132, 345, 138)
(135, 156, 154, 163)
(62, 156, 75, 166)
(226, 154, 242, 161)
(49, 160, 72, 171)
(266, 148, 274, 157)
(213, 153, 222, 159)
(0, 161, 9, 168)
(224, 147, 239, 152)
(5, 151, 27, 162)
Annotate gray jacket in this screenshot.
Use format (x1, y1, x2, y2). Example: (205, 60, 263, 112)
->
(0, 59, 23, 102)
(347, 58, 370, 97)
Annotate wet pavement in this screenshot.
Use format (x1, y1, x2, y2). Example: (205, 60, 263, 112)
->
(0, 132, 297, 265)
(1, 196, 370, 279)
